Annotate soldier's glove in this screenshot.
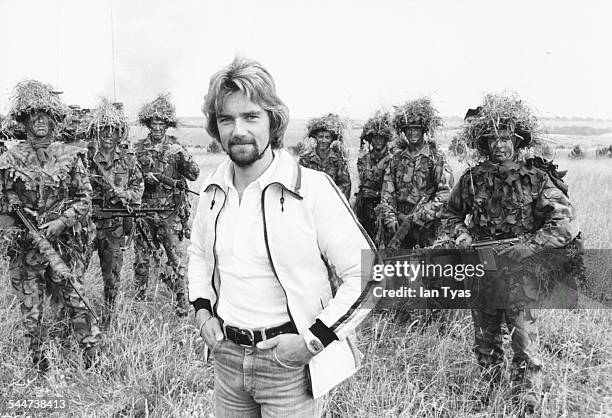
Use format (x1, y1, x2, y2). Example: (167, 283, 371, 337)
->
(499, 242, 536, 263)
(386, 220, 399, 233)
(39, 218, 66, 239)
(455, 232, 473, 249)
(8, 199, 23, 213)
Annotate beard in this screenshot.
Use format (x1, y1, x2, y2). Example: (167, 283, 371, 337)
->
(227, 136, 268, 167)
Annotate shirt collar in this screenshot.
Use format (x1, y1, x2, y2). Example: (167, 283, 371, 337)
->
(402, 142, 431, 158)
(94, 147, 121, 165)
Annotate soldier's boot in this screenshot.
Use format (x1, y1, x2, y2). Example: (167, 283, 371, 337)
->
(510, 362, 542, 415)
(175, 293, 188, 317)
(32, 350, 49, 376)
(83, 345, 101, 370)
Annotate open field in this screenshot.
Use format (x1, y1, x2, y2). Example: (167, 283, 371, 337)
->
(1, 151, 611, 417)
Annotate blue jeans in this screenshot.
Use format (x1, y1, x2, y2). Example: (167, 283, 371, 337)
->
(212, 339, 323, 417)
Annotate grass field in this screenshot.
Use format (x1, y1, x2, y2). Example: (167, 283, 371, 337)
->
(1, 149, 611, 417)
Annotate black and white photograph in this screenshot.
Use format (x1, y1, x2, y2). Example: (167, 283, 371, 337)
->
(1, 0, 611, 416)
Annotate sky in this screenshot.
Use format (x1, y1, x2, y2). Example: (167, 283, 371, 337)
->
(1, 0, 611, 120)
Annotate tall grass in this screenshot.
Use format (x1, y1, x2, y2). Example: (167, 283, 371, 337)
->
(1, 153, 611, 417)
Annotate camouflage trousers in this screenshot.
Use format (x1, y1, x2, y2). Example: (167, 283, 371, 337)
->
(94, 221, 124, 306)
(353, 194, 379, 241)
(133, 213, 186, 295)
(471, 308, 542, 398)
(10, 244, 102, 358)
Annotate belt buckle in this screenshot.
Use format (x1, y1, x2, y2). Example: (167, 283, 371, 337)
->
(237, 327, 255, 347)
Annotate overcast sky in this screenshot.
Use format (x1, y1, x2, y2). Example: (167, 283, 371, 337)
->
(1, 0, 611, 120)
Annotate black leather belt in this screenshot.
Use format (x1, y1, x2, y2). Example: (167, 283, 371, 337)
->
(220, 319, 297, 347)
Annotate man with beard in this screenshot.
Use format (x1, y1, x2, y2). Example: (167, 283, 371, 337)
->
(189, 57, 378, 417)
(353, 111, 394, 239)
(377, 98, 453, 249)
(0, 80, 102, 373)
(299, 113, 352, 200)
(87, 99, 144, 322)
(442, 93, 580, 414)
(133, 94, 200, 315)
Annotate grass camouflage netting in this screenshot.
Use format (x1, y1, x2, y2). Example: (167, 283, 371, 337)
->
(86, 98, 129, 139)
(361, 110, 394, 144)
(306, 113, 347, 141)
(459, 93, 544, 155)
(8, 79, 68, 124)
(138, 93, 178, 127)
(392, 97, 442, 135)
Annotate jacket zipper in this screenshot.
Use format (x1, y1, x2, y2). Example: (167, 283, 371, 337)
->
(209, 185, 226, 315)
(261, 183, 297, 328)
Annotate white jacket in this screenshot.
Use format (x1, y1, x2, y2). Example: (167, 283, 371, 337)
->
(187, 149, 378, 398)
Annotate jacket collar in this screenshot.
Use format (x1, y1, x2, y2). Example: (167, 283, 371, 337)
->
(93, 147, 121, 165)
(203, 148, 302, 197)
(400, 142, 432, 159)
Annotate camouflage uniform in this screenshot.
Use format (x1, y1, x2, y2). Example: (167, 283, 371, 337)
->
(378, 143, 453, 248)
(133, 134, 200, 302)
(442, 94, 581, 411)
(0, 142, 102, 366)
(299, 147, 352, 200)
(444, 159, 579, 394)
(90, 146, 144, 310)
(354, 148, 391, 239)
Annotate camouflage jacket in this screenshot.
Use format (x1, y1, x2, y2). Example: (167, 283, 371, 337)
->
(356, 148, 391, 199)
(0, 141, 92, 246)
(299, 148, 352, 199)
(379, 143, 453, 226)
(133, 135, 200, 209)
(442, 159, 579, 249)
(89, 146, 144, 210)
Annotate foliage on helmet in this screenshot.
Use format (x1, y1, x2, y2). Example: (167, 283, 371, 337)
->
(8, 79, 68, 124)
(360, 110, 394, 145)
(138, 93, 178, 127)
(459, 93, 542, 155)
(392, 97, 442, 135)
(306, 113, 347, 141)
(85, 98, 129, 140)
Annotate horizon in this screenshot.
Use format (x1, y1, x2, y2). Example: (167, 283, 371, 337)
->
(1, 0, 611, 121)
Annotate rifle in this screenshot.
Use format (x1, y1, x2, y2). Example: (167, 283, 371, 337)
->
(13, 208, 100, 322)
(92, 207, 172, 218)
(151, 173, 199, 196)
(92, 207, 168, 251)
(471, 237, 520, 271)
(387, 196, 427, 250)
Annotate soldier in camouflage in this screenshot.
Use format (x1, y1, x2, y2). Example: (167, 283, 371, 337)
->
(133, 94, 200, 315)
(87, 99, 144, 321)
(299, 113, 352, 200)
(442, 93, 581, 413)
(353, 111, 394, 239)
(0, 80, 102, 373)
(377, 98, 453, 249)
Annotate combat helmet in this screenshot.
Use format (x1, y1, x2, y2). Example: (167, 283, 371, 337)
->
(392, 97, 442, 136)
(460, 93, 541, 155)
(138, 93, 178, 127)
(360, 110, 394, 148)
(306, 113, 347, 141)
(7, 80, 68, 126)
(86, 98, 129, 141)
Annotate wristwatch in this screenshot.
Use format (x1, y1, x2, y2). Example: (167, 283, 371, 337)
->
(302, 329, 324, 355)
